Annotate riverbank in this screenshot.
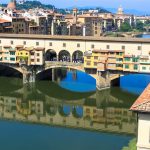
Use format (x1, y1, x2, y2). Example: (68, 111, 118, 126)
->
(122, 138, 136, 150)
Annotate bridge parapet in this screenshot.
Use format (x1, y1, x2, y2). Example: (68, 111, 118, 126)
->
(45, 61, 84, 71)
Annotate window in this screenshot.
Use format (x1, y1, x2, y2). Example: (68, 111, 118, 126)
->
(11, 41, 13, 45)
(77, 43, 80, 47)
(94, 62, 97, 66)
(31, 59, 34, 62)
(23, 41, 26, 45)
(91, 44, 94, 49)
(26, 53, 28, 55)
(0, 40, 1, 44)
(87, 56, 91, 59)
(10, 52, 15, 55)
(133, 57, 139, 62)
(95, 31, 97, 34)
(138, 46, 141, 50)
(125, 64, 129, 69)
(37, 58, 40, 62)
(36, 42, 39, 46)
(37, 53, 40, 56)
(122, 46, 125, 50)
(134, 64, 138, 70)
(31, 52, 34, 55)
(10, 58, 15, 61)
(106, 45, 110, 49)
(94, 56, 98, 59)
(49, 42, 52, 46)
(124, 57, 130, 61)
(86, 61, 91, 65)
(142, 66, 146, 70)
(63, 43, 66, 47)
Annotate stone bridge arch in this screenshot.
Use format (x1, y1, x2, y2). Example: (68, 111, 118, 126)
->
(58, 50, 71, 62)
(36, 62, 97, 81)
(0, 64, 23, 77)
(72, 50, 84, 63)
(45, 49, 57, 61)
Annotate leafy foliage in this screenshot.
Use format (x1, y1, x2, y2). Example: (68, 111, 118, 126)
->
(16, 1, 54, 10)
(120, 22, 132, 32)
(135, 21, 144, 31)
(122, 138, 136, 150)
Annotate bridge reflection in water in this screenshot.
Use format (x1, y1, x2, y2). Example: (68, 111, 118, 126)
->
(0, 77, 137, 135)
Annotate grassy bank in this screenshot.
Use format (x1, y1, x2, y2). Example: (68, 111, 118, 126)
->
(122, 138, 136, 150)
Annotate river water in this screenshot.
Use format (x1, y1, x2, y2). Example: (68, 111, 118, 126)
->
(136, 34, 150, 38)
(0, 67, 150, 150)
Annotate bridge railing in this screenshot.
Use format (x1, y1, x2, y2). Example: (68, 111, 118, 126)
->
(45, 61, 83, 68)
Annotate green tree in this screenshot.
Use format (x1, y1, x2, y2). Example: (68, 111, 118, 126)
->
(120, 22, 132, 32)
(136, 21, 144, 31)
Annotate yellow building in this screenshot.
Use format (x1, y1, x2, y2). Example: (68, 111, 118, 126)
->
(84, 49, 126, 73)
(16, 47, 33, 65)
(123, 55, 139, 72)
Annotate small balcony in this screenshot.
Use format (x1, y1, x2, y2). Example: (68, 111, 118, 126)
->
(107, 59, 116, 63)
(108, 54, 116, 58)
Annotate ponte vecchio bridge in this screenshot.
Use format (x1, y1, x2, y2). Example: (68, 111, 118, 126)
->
(0, 34, 150, 90)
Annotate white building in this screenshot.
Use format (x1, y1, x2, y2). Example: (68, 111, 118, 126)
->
(130, 84, 150, 150)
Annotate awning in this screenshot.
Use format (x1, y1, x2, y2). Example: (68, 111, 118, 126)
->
(16, 45, 24, 48)
(3, 45, 11, 48)
(35, 47, 45, 51)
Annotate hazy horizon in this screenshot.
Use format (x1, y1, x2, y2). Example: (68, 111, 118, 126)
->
(2, 0, 150, 13)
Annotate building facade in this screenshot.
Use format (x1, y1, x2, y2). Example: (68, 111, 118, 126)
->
(130, 84, 150, 150)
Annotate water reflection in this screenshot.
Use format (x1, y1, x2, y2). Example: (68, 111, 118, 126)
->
(0, 77, 137, 135)
(37, 68, 96, 92)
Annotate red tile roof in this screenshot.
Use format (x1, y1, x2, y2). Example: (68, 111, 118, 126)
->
(0, 19, 11, 23)
(130, 84, 150, 112)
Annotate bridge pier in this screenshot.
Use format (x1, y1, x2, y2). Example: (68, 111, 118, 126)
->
(52, 68, 55, 82)
(96, 71, 111, 90)
(23, 70, 36, 84)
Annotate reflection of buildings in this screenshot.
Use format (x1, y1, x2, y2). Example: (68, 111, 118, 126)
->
(0, 86, 137, 135)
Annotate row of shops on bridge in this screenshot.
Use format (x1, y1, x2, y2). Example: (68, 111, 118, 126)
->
(0, 45, 45, 66)
(0, 44, 150, 74)
(84, 49, 150, 73)
(0, 45, 84, 66)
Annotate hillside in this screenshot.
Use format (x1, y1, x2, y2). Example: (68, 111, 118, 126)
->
(1, 1, 110, 14)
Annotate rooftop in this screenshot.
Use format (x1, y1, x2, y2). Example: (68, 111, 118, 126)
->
(130, 84, 150, 113)
(0, 19, 11, 23)
(0, 33, 150, 43)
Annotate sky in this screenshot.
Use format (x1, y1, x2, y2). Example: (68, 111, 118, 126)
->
(3, 0, 150, 13)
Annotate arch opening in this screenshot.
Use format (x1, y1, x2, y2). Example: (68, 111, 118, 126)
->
(58, 50, 71, 62)
(58, 105, 71, 116)
(72, 106, 83, 118)
(45, 49, 57, 61)
(72, 50, 83, 63)
(0, 64, 23, 79)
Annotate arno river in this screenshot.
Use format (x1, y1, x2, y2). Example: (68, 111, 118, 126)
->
(0, 67, 150, 150)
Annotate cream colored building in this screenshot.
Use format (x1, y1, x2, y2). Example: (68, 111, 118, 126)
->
(30, 47, 45, 66)
(130, 84, 150, 150)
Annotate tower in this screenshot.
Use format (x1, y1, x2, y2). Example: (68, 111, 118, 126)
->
(7, 0, 17, 10)
(117, 5, 124, 15)
(73, 8, 78, 23)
